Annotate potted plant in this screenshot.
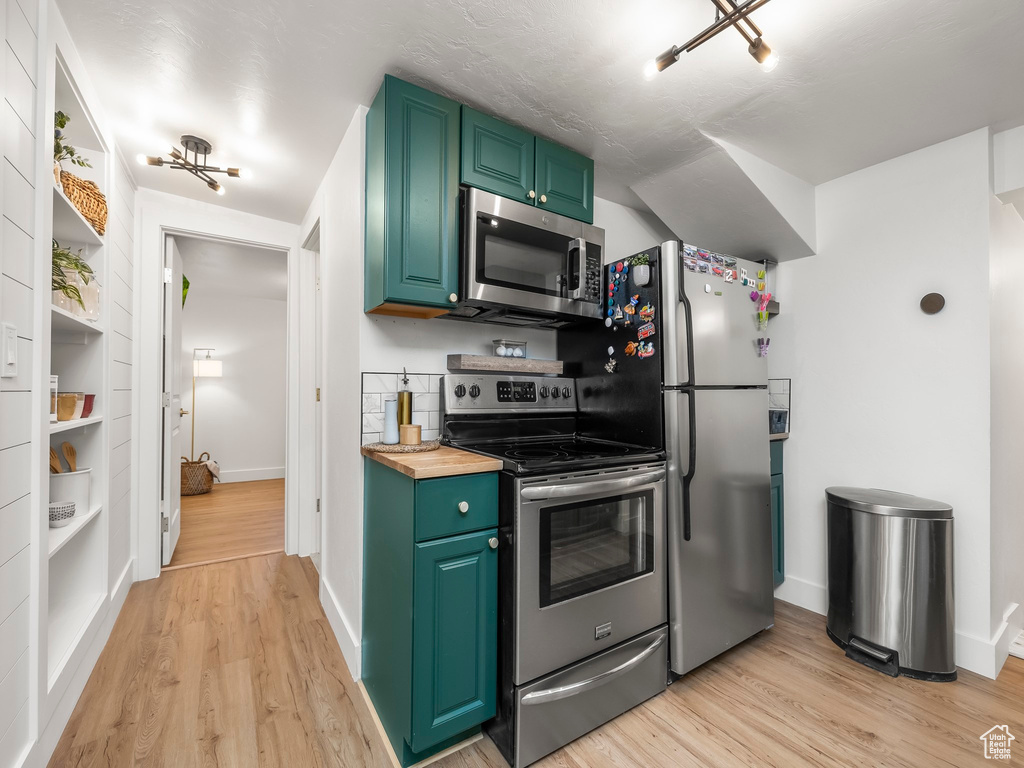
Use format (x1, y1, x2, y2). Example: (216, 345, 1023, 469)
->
(631, 252, 651, 287)
(53, 111, 91, 186)
(52, 239, 95, 315)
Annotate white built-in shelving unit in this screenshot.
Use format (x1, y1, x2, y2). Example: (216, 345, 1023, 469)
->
(41, 50, 111, 706)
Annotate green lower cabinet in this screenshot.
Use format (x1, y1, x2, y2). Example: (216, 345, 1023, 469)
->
(365, 75, 461, 315)
(410, 530, 497, 752)
(362, 459, 499, 766)
(535, 136, 594, 224)
(771, 472, 784, 587)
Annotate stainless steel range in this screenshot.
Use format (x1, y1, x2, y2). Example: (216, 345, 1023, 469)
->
(442, 373, 668, 768)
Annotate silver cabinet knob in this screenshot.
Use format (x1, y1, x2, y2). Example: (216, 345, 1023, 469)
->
(458, 501, 469, 514)
(539, 194, 547, 204)
(449, 293, 458, 303)
(488, 537, 499, 549)
(528, 190, 536, 199)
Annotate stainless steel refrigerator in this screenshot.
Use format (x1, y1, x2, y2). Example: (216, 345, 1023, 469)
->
(558, 240, 774, 677)
(659, 240, 774, 675)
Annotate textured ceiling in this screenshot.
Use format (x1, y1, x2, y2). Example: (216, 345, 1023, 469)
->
(176, 237, 287, 301)
(58, 0, 1024, 222)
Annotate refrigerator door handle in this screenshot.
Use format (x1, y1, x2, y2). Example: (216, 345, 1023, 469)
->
(681, 390, 695, 541)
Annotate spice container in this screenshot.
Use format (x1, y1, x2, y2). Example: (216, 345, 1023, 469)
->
(493, 339, 527, 358)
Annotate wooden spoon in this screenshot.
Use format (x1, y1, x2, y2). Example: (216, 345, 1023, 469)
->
(49, 447, 63, 474)
(61, 442, 77, 473)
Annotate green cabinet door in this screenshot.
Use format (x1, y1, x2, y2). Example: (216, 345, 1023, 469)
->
(535, 137, 594, 224)
(771, 473, 784, 587)
(461, 107, 535, 204)
(410, 529, 497, 753)
(365, 76, 461, 313)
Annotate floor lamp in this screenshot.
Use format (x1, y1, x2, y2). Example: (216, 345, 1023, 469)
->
(191, 348, 223, 460)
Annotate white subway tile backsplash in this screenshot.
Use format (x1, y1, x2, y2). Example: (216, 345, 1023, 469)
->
(429, 375, 441, 393)
(361, 370, 445, 445)
(362, 432, 380, 446)
(411, 411, 429, 428)
(421, 429, 440, 441)
(362, 393, 382, 414)
(405, 374, 429, 393)
(413, 393, 438, 412)
(362, 413, 384, 434)
(363, 373, 397, 394)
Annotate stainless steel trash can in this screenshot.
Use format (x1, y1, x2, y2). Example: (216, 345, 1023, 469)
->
(826, 487, 955, 681)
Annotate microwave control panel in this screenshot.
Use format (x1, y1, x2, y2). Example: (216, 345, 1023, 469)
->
(582, 252, 602, 303)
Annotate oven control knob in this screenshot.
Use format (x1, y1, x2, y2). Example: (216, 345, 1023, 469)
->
(454, 383, 467, 398)
(468, 384, 481, 398)
(488, 537, 499, 550)
(551, 388, 560, 399)
(562, 386, 572, 399)
(539, 386, 550, 398)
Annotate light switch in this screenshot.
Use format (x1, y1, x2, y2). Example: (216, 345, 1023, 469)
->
(1, 323, 16, 378)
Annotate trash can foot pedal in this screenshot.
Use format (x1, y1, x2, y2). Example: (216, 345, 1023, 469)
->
(846, 636, 899, 677)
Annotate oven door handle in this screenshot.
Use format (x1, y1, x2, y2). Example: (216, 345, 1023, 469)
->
(520, 469, 665, 500)
(521, 633, 666, 706)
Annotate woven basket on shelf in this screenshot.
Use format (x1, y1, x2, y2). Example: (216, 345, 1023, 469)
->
(181, 452, 214, 496)
(60, 169, 107, 235)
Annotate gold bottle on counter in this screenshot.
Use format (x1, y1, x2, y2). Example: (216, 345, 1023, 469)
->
(398, 368, 412, 426)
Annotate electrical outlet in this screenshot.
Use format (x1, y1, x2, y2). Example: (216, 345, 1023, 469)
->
(1, 323, 16, 378)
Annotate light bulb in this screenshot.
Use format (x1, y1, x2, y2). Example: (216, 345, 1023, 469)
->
(643, 59, 659, 81)
(136, 153, 147, 166)
(216, 185, 226, 196)
(760, 49, 780, 73)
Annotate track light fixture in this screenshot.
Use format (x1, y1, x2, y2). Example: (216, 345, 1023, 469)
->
(644, 0, 780, 78)
(136, 135, 246, 196)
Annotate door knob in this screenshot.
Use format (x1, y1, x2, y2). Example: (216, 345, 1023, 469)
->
(528, 190, 536, 199)
(458, 501, 469, 514)
(539, 194, 547, 204)
(488, 537, 499, 549)
(449, 293, 458, 303)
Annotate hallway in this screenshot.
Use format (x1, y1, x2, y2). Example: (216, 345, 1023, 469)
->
(48, 553, 1024, 768)
(165, 479, 285, 570)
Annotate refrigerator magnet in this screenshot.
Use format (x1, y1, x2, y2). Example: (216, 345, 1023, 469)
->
(637, 322, 656, 339)
(624, 342, 638, 356)
(638, 342, 655, 359)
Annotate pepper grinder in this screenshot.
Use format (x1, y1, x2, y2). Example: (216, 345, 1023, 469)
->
(398, 367, 413, 426)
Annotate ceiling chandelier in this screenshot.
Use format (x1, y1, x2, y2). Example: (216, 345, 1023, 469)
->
(644, 0, 780, 78)
(136, 135, 249, 196)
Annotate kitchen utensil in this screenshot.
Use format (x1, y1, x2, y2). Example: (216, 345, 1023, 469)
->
(48, 501, 76, 528)
(49, 447, 63, 474)
(62, 441, 77, 472)
(400, 424, 421, 446)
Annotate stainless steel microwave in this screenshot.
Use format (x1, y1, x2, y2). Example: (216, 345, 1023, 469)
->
(448, 187, 605, 328)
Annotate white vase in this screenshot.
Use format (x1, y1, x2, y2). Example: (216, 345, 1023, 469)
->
(383, 398, 400, 445)
(80, 279, 100, 321)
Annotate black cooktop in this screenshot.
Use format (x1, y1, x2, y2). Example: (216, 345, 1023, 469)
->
(450, 436, 664, 476)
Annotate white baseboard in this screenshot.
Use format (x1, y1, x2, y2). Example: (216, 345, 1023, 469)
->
(957, 630, 997, 678)
(320, 576, 361, 680)
(994, 602, 1023, 673)
(774, 574, 828, 615)
(218, 467, 285, 483)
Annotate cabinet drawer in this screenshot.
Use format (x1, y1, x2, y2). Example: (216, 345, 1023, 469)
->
(415, 473, 498, 542)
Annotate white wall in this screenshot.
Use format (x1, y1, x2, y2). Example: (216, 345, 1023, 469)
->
(988, 192, 1024, 668)
(303, 106, 677, 679)
(0, 0, 39, 760)
(178, 253, 287, 483)
(768, 129, 995, 674)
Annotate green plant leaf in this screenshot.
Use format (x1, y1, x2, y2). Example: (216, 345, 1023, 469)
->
(182, 274, 190, 307)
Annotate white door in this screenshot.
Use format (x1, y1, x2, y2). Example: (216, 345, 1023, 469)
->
(314, 248, 322, 559)
(161, 236, 184, 565)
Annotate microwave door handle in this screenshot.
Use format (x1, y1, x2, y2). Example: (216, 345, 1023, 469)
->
(520, 469, 665, 500)
(567, 238, 586, 300)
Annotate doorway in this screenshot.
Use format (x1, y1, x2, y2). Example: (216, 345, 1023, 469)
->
(160, 234, 289, 570)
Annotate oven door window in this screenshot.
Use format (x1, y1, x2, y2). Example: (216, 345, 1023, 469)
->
(539, 491, 655, 608)
(476, 214, 573, 297)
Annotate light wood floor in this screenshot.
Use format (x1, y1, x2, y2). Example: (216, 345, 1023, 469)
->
(165, 479, 284, 570)
(50, 553, 1024, 767)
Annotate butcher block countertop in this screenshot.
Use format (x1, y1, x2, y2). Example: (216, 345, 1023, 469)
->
(360, 445, 502, 479)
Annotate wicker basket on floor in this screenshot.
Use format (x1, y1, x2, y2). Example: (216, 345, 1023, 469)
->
(60, 170, 108, 235)
(181, 452, 214, 496)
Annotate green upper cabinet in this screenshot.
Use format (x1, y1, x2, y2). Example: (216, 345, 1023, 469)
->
(460, 107, 594, 224)
(410, 529, 497, 753)
(535, 137, 594, 224)
(365, 76, 461, 317)
(460, 107, 535, 205)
